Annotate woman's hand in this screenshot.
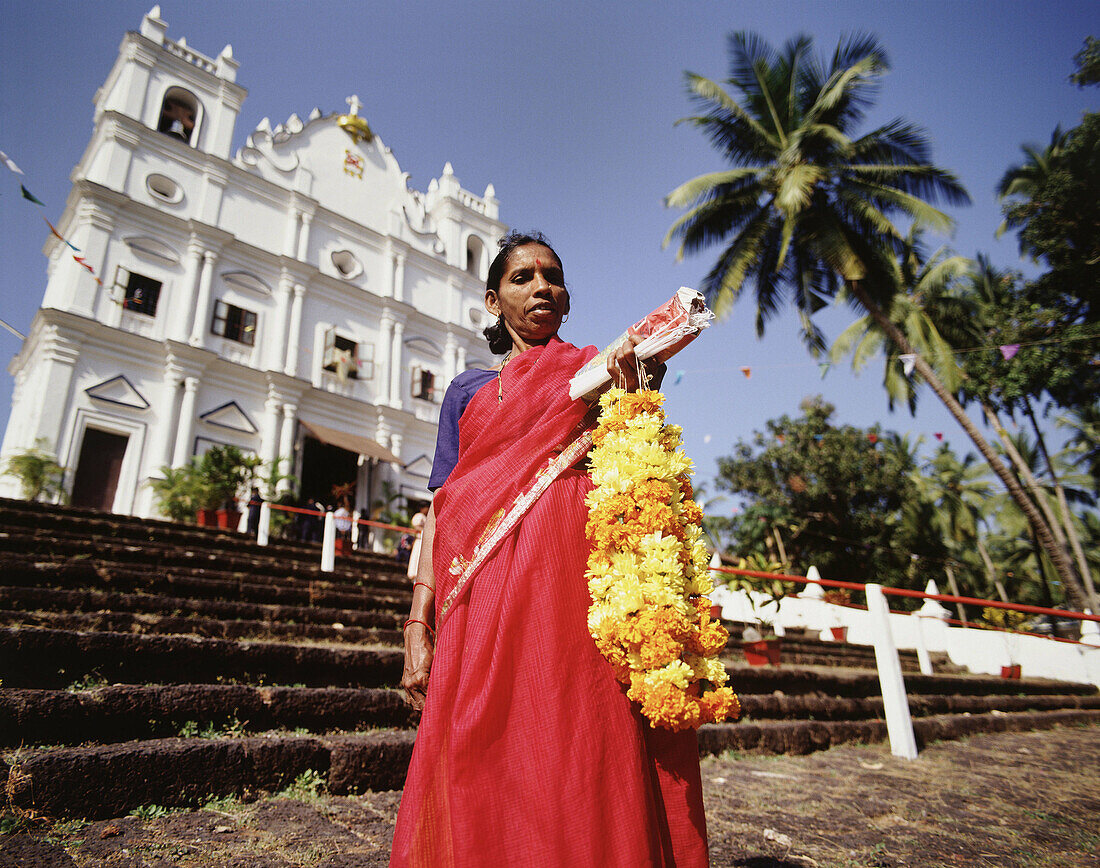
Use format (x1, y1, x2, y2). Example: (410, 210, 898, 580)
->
(401, 623, 434, 711)
(607, 334, 666, 392)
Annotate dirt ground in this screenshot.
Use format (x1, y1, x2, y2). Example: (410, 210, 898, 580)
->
(3, 725, 1098, 868)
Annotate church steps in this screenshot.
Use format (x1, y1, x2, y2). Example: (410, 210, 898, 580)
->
(0, 627, 404, 690)
(0, 536, 410, 595)
(0, 608, 401, 647)
(0, 559, 410, 613)
(697, 707, 1100, 758)
(0, 498, 401, 574)
(9, 708, 1100, 820)
(6, 685, 1097, 752)
(0, 686, 417, 749)
(0, 585, 402, 631)
(4, 730, 417, 820)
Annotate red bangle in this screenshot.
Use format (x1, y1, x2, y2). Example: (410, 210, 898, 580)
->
(403, 618, 435, 637)
(413, 581, 434, 594)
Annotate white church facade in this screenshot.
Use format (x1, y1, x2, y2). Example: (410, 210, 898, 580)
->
(0, 7, 506, 517)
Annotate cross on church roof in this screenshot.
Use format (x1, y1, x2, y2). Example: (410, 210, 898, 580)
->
(345, 95, 363, 116)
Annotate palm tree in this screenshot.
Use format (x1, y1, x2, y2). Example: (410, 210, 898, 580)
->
(831, 231, 973, 413)
(665, 31, 1089, 612)
(995, 126, 1068, 246)
(1059, 403, 1100, 493)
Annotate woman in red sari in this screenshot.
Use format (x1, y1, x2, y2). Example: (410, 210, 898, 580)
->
(390, 233, 708, 867)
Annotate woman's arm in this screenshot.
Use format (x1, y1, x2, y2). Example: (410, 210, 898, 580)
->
(606, 333, 667, 393)
(401, 502, 437, 710)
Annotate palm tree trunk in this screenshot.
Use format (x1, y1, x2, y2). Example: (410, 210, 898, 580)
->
(976, 539, 1010, 603)
(982, 403, 1098, 614)
(846, 281, 1088, 612)
(1022, 398, 1099, 613)
(943, 564, 968, 625)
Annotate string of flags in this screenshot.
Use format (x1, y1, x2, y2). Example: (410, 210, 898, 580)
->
(2, 148, 103, 286)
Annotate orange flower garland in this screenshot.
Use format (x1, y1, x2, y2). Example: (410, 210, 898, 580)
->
(585, 388, 740, 731)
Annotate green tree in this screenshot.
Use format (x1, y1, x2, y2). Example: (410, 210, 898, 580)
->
(714, 396, 938, 589)
(666, 31, 1087, 608)
(1070, 36, 1100, 88)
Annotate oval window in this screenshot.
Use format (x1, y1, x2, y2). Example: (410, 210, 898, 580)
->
(146, 173, 183, 204)
(331, 250, 362, 279)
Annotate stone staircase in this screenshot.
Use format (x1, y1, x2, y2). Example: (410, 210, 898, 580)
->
(2, 496, 1098, 820)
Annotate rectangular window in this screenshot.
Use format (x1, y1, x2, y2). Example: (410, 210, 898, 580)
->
(411, 366, 436, 402)
(211, 300, 257, 346)
(324, 333, 360, 380)
(116, 267, 161, 317)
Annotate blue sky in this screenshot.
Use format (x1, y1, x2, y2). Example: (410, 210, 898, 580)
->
(0, 1, 1095, 508)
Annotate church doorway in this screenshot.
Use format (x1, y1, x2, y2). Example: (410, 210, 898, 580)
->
(300, 436, 358, 508)
(70, 427, 129, 511)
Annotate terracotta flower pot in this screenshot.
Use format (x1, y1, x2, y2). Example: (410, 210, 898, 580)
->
(335, 538, 348, 556)
(742, 638, 781, 666)
(215, 508, 241, 530)
(196, 508, 218, 527)
(830, 626, 848, 642)
(709, 603, 723, 621)
(1000, 664, 1021, 679)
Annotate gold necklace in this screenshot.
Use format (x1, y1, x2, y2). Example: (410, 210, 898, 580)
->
(497, 350, 512, 404)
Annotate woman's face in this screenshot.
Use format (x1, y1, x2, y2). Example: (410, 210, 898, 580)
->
(486, 243, 569, 350)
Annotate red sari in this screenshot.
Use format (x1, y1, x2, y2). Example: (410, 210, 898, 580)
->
(390, 339, 708, 867)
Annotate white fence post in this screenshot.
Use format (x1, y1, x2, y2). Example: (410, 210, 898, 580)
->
(351, 510, 361, 550)
(321, 511, 336, 572)
(911, 611, 933, 675)
(257, 502, 271, 547)
(865, 583, 918, 760)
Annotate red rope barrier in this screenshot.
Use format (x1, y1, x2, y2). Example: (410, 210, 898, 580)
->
(268, 503, 324, 517)
(355, 517, 417, 534)
(712, 565, 1100, 624)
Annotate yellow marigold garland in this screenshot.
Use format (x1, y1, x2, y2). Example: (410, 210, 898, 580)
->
(585, 388, 740, 731)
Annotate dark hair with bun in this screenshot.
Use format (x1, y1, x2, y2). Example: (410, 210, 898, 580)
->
(483, 231, 563, 355)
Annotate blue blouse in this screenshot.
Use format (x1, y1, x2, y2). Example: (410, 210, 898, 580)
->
(428, 369, 497, 491)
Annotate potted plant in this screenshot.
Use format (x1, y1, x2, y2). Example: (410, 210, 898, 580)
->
(982, 606, 1027, 679)
(726, 555, 789, 666)
(822, 588, 851, 642)
(148, 463, 204, 524)
(195, 445, 261, 529)
(2, 439, 67, 503)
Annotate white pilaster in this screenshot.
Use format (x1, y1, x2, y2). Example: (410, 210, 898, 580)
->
(260, 387, 281, 470)
(189, 250, 217, 345)
(171, 377, 199, 467)
(269, 271, 292, 371)
(276, 403, 297, 492)
(392, 253, 406, 303)
(378, 313, 394, 404)
(297, 213, 312, 261)
(284, 284, 305, 376)
(154, 368, 183, 469)
(389, 320, 405, 408)
(283, 208, 300, 258)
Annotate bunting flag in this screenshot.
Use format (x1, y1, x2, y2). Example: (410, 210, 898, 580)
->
(868, 433, 878, 444)
(999, 344, 1020, 361)
(72, 255, 95, 274)
(739, 366, 751, 378)
(20, 185, 45, 206)
(818, 363, 830, 380)
(899, 353, 917, 376)
(813, 434, 824, 441)
(44, 218, 80, 252)
(934, 432, 944, 441)
(776, 434, 785, 444)
(673, 370, 685, 386)
(703, 434, 712, 445)
(1, 150, 24, 175)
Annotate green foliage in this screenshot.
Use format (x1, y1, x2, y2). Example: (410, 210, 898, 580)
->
(277, 769, 327, 803)
(1001, 112, 1100, 325)
(128, 804, 172, 820)
(2, 439, 66, 502)
(147, 464, 203, 523)
(715, 397, 947, 590)
(1070, 36, 1100, 87)
(66, 673, 108, 692)
(197, 445, 262, 509)
(664, 30, 968, 351)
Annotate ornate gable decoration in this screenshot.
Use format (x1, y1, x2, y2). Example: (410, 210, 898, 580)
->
(337, 94, 373, 144)
(85, 375, 150, 410)
(199, 400, 258, 434)
(343, 150, 364, 179)
(404, 453, 433, 479)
